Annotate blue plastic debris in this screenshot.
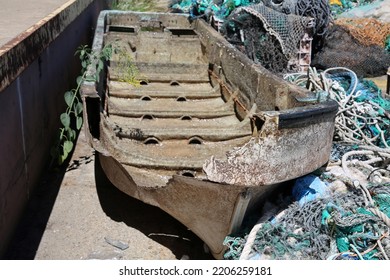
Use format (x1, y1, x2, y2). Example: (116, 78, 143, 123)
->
(292, 174, 329, 206)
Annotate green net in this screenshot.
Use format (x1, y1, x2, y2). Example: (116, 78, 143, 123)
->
(170, 0, 259, 19)
(224, 183, 390, 260)
(386, 35, 390, 53)
(330, 0, 378, 17)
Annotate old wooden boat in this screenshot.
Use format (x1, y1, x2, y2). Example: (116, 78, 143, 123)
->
(81, 10, 338, 259)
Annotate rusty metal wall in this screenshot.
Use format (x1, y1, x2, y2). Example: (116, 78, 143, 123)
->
(0, 0, 109, 257)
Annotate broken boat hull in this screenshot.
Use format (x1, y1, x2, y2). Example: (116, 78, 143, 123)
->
(81, 11, 338, 259)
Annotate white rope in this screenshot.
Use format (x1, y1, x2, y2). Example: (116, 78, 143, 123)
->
(239, 204, 281, 260)
(377, 238, 390, 260)
(239, 67, 390, 260)
(285, 67, 390, 148)
(239, 222, 262, 260)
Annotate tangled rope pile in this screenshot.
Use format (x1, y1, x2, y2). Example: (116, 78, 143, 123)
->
(335, 145, 390, 186)
(223, 67, 390, 260)
(224, 182, 390, 260)
(286, 66, 390, 188)
(285, 67, 390, 148)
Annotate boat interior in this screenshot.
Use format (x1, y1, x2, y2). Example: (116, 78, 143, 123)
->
(99, 13, 260, 187)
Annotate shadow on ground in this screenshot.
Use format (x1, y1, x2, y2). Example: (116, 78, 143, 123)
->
(94, 155, 213, 260)
(2, 165, 66, 260)
(3, 154, 213, 260)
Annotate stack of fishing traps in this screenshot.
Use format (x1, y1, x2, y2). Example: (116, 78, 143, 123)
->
(221, 2, 315, 74)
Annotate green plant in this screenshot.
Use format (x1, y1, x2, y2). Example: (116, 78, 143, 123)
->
(111, 0, 166, 12)
(50, 44, 113, 166)
(116, 47, 143, 86)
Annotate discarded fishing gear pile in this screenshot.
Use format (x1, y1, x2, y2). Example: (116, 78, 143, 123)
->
(223, 137, 390, 260)
(221, 0, 331, 73)
(329, 0, 381, 18)
(222, 66, 390, 260)
(221, 2, 314, 73)
(223, 178, 390, 260)
(285, 67, 390, 148)
(170, 0, 332, 73)
(170, 0, 256, 19)
(286, 66, 390, 188)
(312, 18, 390, 77)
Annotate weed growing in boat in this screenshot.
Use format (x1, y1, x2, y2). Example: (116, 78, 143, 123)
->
(50, 44, 113, 166)
(110, 0, 164, 12)
(115, 47, 143, 86)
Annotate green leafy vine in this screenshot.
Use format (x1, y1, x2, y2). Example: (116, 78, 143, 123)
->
(50, 44, 113, 167)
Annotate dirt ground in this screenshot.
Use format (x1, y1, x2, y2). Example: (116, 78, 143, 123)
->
(4, 128, 213, 260)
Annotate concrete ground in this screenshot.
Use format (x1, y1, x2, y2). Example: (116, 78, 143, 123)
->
(4, 128, 213, 260)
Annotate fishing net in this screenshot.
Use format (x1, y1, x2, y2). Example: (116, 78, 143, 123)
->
(170, 0, 332, 73)
(335, 18, 390, 48)
(222, 2, 314, 73)
(329, 0, 377, 17)
(261, 0, 331, 53)
(285, 67, 390, 148)
(386, 36, 390, 53)
(224, 183, 390, 260)
(311, 24, 390, 77)
(222, 13, 289, 72)
(170, 0, 260, 19)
